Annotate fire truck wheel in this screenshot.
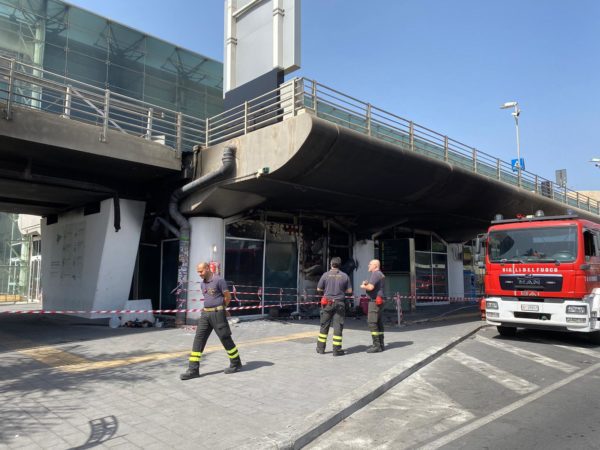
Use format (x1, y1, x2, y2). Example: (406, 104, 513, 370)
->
(497, 325, 517, 337)
(589, 332, 600, 346)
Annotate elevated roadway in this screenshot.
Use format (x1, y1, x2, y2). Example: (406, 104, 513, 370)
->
(0, 105, 181, 216)
(184, 112, 599, 242)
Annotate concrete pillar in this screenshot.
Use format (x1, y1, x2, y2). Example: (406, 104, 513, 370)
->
(41, 198, 145, 318)
(352, 239, 374, 307)
(447, 243, 465, 301)
(188, 217, 225, 319)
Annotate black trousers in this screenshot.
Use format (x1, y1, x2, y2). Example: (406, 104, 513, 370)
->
(191, 309, 237, 356)
(318, 301, 346, 349)
(367, 301, 384, 344)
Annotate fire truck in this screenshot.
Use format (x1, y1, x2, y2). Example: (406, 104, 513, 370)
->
(479, 210, 600, 343)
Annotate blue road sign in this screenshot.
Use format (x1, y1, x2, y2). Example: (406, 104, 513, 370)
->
(511, 158, 525, 172)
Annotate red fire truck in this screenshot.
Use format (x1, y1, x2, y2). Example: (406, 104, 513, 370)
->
(479, 211, 600, 343)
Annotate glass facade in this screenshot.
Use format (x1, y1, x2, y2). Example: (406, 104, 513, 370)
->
(0, 213, 41, 302)
(0, 0, 223, 119)
(224, 215, 354, 317)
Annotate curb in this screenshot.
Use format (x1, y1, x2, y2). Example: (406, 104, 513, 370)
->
(257, 323, 485, 449)
(403, 311, 481, 325)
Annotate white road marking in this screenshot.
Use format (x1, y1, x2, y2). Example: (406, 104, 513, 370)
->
(529, 339, 600, 359)
(476, 335, 577, 373)
(447, 349, 538, 394)
(308, 373, 474, 450)
(418, 361, 600, 450)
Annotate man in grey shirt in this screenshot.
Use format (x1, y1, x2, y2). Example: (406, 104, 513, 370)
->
(180, 262, 242, 380)
(360, 259, 386, 353)
(316, 257, 352, 356)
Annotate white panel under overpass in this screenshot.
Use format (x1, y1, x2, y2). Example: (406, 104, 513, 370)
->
(41, 198, 145, 318)
(224, 0, 301, 93)
(447, 243, 466, 301)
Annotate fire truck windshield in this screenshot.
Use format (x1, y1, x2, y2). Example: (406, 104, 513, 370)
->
(488, 225, 578, 263)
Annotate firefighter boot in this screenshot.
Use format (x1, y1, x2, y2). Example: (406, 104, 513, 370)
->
(379, 334, 385, 352)
(332, 346, 345, 357)
(180, 362, 200, 381)
(366, 334, 382, 353)
(224, 357, 242, 374)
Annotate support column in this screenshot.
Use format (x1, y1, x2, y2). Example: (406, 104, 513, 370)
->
(352, 239, 374, 308)
(447, 243, 465, 301)
(188, 217, 225, 320)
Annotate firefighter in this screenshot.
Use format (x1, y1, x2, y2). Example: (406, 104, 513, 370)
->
(360, 259, 386, 353)
(180, 262, 242, 380)
(316, 256, 352, 356)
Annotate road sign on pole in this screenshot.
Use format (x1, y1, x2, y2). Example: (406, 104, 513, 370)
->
(511, 158, 525, 172)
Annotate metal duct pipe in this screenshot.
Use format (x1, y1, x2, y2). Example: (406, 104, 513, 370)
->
(168, 146, 236, 325)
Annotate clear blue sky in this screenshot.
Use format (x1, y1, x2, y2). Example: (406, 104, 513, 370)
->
(66, 0, 600, 191)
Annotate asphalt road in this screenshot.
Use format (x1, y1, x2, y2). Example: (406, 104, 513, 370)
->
(306, 327, 600, 450)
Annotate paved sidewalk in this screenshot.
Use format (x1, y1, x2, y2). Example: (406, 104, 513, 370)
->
(0, 303, 483, 449)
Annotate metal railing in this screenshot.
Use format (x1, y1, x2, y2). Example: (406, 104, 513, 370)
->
(202, 78, 600, 216)
(0, 56, 204, 153)
(1, 55, 597, 216)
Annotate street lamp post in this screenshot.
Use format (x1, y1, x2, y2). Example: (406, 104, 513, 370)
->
(500, 101, 521, 180)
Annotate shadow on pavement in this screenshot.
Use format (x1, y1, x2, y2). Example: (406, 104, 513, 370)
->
(343, 340, 414, 355)
(70, 415, 118, 449)
(0, 315, 168, 355)
(0, 350, 155, 445)
(191, 360, 275, 378)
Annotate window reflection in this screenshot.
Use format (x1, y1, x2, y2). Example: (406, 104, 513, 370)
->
(0, 0, 224, 130)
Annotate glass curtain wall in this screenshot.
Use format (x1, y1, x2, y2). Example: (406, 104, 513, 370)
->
(414, 234, 448, 303)
(0, 0, 223, 123)
(0, 213, 40, 302)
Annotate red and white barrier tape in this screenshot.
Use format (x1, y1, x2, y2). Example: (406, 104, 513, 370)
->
(0, 301, 322, 315)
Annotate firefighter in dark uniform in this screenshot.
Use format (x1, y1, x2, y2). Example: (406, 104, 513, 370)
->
(316, 257, 352, 356)
(180, 262, 242, 380)
(360, 259, 386, 353)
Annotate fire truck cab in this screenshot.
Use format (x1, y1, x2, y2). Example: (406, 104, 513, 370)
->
(481, 211, 600, 343)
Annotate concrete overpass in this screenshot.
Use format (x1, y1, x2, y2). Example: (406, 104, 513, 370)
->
(184, 79, 600, 243)
(0, 106, 182, 216)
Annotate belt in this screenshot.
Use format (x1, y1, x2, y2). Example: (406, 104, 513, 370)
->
(203, 305, 225, 312)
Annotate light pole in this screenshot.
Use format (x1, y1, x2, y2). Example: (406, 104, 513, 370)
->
(500, 101, 521, 176)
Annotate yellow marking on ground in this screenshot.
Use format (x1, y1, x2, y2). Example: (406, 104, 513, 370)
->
(19, 346, 90, 366)
(54, 329, 318, 373)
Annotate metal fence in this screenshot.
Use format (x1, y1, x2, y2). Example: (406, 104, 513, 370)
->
(1, 54, 597, 215)
(0, 55, 205, 153)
